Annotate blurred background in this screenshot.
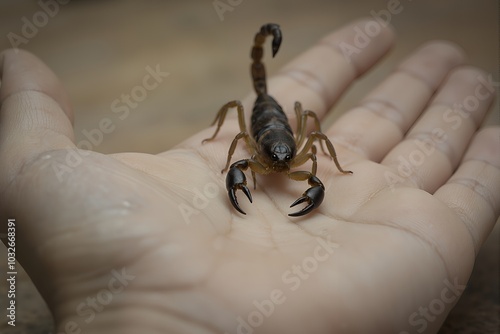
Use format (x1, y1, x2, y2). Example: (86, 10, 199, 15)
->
(0, 0, 498, 333)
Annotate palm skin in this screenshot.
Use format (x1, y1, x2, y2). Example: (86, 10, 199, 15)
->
(1, 20, 498, 334)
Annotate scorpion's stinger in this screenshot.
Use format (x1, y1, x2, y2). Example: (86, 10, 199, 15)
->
(251, 23, 282, 95)
(257, 23, 282, 57)
(268, 25, 282, 57)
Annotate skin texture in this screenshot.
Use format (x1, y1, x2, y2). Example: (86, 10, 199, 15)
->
(0, 19, 499, 334)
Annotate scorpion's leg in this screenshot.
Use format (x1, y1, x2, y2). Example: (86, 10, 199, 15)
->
(202, 100, 250, 144)
(221, 131, 255, 173)
(202, 100, 257, 174)
(293, 102, 326, 154)
(250, 155, 258, 190)
(296, 131, 353, 175)
(291, 145, 318, 175)
(226, 159, 268, 215)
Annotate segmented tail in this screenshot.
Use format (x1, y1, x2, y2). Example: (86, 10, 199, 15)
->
(251, 23, 282, 95)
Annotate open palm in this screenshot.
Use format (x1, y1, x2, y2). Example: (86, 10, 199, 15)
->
(1, 20, 498, 334)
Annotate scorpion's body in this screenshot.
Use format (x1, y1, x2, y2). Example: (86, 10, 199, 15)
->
(251, 94, 295, 173)
(203, 23, 352, 216)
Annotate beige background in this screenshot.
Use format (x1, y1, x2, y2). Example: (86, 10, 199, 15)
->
(0, 0, 498, 333)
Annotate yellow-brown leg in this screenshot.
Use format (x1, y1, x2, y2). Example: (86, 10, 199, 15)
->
(203, 100, 258, 174)
(294, 102, 326, 154)
(291, 145, 318, 176)
(297, 132, 352, 175)
(221, 132, 253, 173)
(202, 100, 248, 144)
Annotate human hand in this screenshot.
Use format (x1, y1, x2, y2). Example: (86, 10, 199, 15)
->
(1, 19, 498, 334)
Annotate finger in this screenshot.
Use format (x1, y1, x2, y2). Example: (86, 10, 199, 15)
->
(381, 67, 495, 192)
(0, 49, 73, 121)
(0, 49, 76, 189)
(434, 127, 500, 254)
(266, 18, 395, 120)
(328, 40, 466, 162)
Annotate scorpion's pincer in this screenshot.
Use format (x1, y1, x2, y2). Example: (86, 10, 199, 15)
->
(226, 161, 253, 215)
(289, 176, 325, 217)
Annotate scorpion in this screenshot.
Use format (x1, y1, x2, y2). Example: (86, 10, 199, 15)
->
(203, 23, 352, 217)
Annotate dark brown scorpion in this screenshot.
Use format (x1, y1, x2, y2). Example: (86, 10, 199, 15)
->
(203, 23, 352, 216)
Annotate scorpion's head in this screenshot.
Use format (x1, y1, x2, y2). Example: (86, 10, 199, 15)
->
(263, 140, 296, 172)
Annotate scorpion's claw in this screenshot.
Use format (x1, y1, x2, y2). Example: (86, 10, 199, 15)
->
(228, 185, 252, 215)
(226, 162, 253, 215)
(289, 184, 325, 217)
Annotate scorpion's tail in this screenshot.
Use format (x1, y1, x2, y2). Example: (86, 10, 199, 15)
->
(251, 23, 282, 95)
